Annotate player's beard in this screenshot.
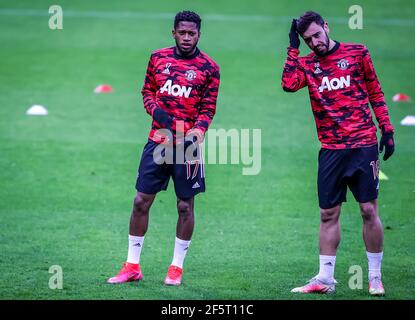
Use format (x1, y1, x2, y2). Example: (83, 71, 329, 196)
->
(314, 32, 330, 56)
(175, 39, 197, 57)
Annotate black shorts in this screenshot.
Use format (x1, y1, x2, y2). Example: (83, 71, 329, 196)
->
(136, 140, 205, 200)
(318, 145, 379, 209)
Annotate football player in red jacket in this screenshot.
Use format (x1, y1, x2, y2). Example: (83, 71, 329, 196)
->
(282, 11, 394, 295)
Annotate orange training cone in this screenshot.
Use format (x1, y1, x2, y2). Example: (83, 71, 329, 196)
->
(392, 93, 410, 102)
(94, 84, 113, 93)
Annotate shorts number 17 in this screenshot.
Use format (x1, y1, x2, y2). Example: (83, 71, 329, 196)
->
(370, 160, 380, 180)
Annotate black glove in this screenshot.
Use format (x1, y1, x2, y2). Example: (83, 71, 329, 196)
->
(153, 107, 173, 130)
(379, 132, 395, 161)
(183, 133, 197, 149)
(289, 19, 300, 49)
(184, 139, 195, 150)
(182, 131, 199, 158)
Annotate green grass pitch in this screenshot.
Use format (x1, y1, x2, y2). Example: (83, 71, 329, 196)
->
(0, 0, 414, 300)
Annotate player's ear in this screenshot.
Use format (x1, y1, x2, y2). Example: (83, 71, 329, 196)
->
(323, 21, 330, 34)
(172, 29, 175, 38)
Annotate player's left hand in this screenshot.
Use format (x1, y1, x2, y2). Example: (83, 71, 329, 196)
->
(379, 132, 395, 161)
(186, 128, 205, 144)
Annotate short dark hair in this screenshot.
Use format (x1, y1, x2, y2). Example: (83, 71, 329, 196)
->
(297, 11, 325, 35)
(174, 11, 201, 31)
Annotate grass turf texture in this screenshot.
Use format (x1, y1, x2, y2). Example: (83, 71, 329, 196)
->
(0, 0, 414, 300)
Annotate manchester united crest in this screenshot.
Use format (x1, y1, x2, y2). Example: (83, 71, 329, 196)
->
(185, 70, 197, 81)
(337, 59, 349, 70)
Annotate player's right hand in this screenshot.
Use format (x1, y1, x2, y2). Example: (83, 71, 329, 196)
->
(379, 132, 395, 161)
(153, 107, 174, 131)
(289, 19, 300, 49)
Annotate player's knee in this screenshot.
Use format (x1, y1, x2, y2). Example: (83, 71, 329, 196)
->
(177, 201, 193, 218)
(133, 195, 151, 215)
(360, 203, 377, 222)
(320, 207, 339, 224)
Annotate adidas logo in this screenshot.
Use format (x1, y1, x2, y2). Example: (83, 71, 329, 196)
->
(162, 63, 171, 74)
(192, 182, 200, 189)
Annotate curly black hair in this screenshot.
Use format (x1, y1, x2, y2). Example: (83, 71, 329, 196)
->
(297, 11, 325, 35)
(174, 11, 201, 31)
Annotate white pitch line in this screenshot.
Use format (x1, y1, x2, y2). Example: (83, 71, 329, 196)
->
(0, 8, 415, 26)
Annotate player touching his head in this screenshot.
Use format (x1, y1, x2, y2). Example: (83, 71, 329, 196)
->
(282, 11, 394, 295)
(107, 11, 220, 286)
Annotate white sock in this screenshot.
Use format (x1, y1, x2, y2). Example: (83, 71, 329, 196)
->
(126, 235, 145, 264)
(317, 255, 336, 282)
(171, 237, 191, 269)
(367, 251, 383, 280)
